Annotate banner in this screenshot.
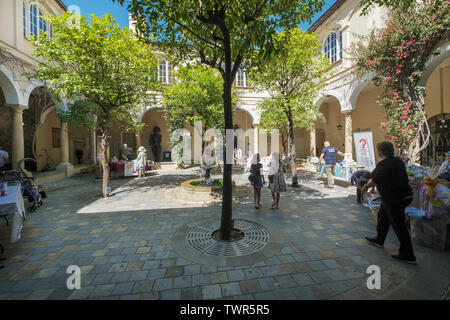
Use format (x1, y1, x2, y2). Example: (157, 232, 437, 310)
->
(353, 131, 376, 171)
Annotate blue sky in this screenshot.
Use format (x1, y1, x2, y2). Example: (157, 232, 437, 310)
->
(62, 0, 335, 31)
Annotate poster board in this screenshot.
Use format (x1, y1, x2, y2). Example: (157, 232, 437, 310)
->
(124, 160, 139, 176)
(353, 131, 376, 171)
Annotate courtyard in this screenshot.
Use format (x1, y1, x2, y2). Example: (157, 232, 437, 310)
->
(0, 166, 448, 300)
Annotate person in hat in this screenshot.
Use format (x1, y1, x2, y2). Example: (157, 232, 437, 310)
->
(137, 146, 147, 178)
(437, 151, 450, 181)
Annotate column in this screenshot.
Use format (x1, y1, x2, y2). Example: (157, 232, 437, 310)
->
(10, 105, 27, 172)
(136, 133, 141, 148)
(56, 121, 74, 176)
(253, 125, 259, 155)
(344, 111, 353, 157)
(309, 126, 316, 157)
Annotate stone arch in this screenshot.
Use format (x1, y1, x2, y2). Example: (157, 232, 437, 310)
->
(421, 40, 450, 86)
(235, 104, 260, 125)
(314, 89, 348, 112)
(0, 65, 21, 105)
(348, 72, 373, 111)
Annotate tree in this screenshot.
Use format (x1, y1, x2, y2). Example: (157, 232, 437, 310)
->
(259, 105, 290, 154)
(249, 29, 330, 186)
(163, 65, 235, 167)
(359, 0, 416, 15)
(351, 0, 450, 163)
(114, 0, 325, 240)
(30, 13, 159, 197)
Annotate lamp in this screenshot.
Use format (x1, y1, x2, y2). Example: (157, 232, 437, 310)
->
(337, 123, 342, 131)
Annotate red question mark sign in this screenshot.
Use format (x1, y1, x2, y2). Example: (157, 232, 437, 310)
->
(360, 139, 367, 149)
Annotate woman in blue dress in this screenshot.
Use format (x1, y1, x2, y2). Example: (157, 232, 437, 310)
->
(250, 153, 265, 209)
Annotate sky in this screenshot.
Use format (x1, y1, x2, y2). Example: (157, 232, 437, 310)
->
(62, 0, 336, 31)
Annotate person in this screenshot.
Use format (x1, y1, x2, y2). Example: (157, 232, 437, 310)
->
(126, 147, 134, 161)
(319, 141, 344, 189)
(0, 146, 8, 168)
(119, 144, 128, 161)
(136, 146, 147, 178)
(361, 141, 416, 264)
(149, 127, 162, 162)
(437, 151, 450, 182)
(250, 153, 265, 209)
(268, 152, 287, 209)
(351, 169, 372, 204)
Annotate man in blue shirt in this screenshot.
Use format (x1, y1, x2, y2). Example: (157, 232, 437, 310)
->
(319, 141, 344, 188)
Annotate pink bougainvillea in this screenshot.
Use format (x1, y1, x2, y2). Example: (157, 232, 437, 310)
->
(352, 0, 449, 155)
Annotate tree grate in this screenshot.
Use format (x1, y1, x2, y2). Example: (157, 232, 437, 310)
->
(186, 219, 270, 257)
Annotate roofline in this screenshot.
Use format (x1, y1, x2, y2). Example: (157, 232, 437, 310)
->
(307, 0, 347, 33)
(55, 0, 67, 11)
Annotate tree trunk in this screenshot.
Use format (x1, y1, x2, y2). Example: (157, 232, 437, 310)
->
(288, 110, 298, 187)
(100, 132, 110, 198)
(220, 77, 233, 241)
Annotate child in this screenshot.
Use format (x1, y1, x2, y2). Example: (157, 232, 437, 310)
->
(250, 153, 265, 209)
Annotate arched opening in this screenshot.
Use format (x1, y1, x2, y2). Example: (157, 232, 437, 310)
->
(24, 86, 57, 172)
(234, 108, 254, 155)
(315, 96, 345, 155)
(0, 87, 12, 170)
(423, 55, 450, 166)
(352, 83, 386, 163)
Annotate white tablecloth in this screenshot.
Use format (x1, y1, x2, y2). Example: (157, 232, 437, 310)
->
(0, 185, 25, 243)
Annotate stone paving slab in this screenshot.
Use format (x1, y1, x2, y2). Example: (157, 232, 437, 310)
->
(0, 167, 448, 300)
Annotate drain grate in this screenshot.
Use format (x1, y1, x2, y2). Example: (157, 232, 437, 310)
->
(186, 219, 270, 257)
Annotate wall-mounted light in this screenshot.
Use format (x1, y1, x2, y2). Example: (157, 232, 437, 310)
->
(337, 123, 342, 131)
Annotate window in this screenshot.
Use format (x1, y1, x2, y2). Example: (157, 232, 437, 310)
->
(39, 8, 46, 35)
(23, 2, 27, 37)
(235, 68, 247, 87)
(27, 3, 52, 39)
(158, 59, 174, 84)
(30, 4, 38, 37)
(323, 30, 344, 64)
(52, 128, 60, 148)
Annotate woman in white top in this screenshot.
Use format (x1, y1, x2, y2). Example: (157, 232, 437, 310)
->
(137, 146, 147, 178)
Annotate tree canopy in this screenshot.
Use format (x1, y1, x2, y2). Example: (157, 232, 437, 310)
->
(30, 13, 160, 196)
(113, 0, 326, 240)
(249, 29, 330, 184)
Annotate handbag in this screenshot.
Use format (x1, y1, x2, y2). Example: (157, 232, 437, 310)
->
(248, 173, 257, 183)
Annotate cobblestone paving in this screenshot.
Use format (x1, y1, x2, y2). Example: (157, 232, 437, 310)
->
(0, 166, 449, 300)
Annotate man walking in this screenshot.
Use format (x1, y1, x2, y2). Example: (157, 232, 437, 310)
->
(361, 141, 416, 264)
(319, 141, 344, 189)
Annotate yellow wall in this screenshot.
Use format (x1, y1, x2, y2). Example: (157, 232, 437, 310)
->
(35, 109, 61, 171)
(425, 64, 450, 118)
(352, 86, 387, 163)
(69, 127, 90, 165)
(316, 100, 346, 153)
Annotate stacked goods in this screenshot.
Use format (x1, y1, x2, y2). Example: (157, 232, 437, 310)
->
(406, 174, 450, 251)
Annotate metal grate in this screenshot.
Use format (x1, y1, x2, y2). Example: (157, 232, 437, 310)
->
(186, 219, 270, 257)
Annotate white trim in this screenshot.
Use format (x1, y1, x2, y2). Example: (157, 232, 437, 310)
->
(0, 65, 22, 105)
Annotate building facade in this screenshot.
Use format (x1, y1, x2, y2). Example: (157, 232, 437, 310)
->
(0, 0, 448, 183)
(308, 0, 450, 166)
(0, 0, 96, 182)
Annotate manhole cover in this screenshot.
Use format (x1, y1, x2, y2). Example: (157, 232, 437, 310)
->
(186, 219, 270, 257)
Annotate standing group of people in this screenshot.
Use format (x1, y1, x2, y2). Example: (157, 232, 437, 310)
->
(249, 152, 287, 209)
(118, 144, 148, 178)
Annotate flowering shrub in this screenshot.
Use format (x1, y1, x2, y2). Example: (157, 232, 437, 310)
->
(352, 0, 450, 162)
